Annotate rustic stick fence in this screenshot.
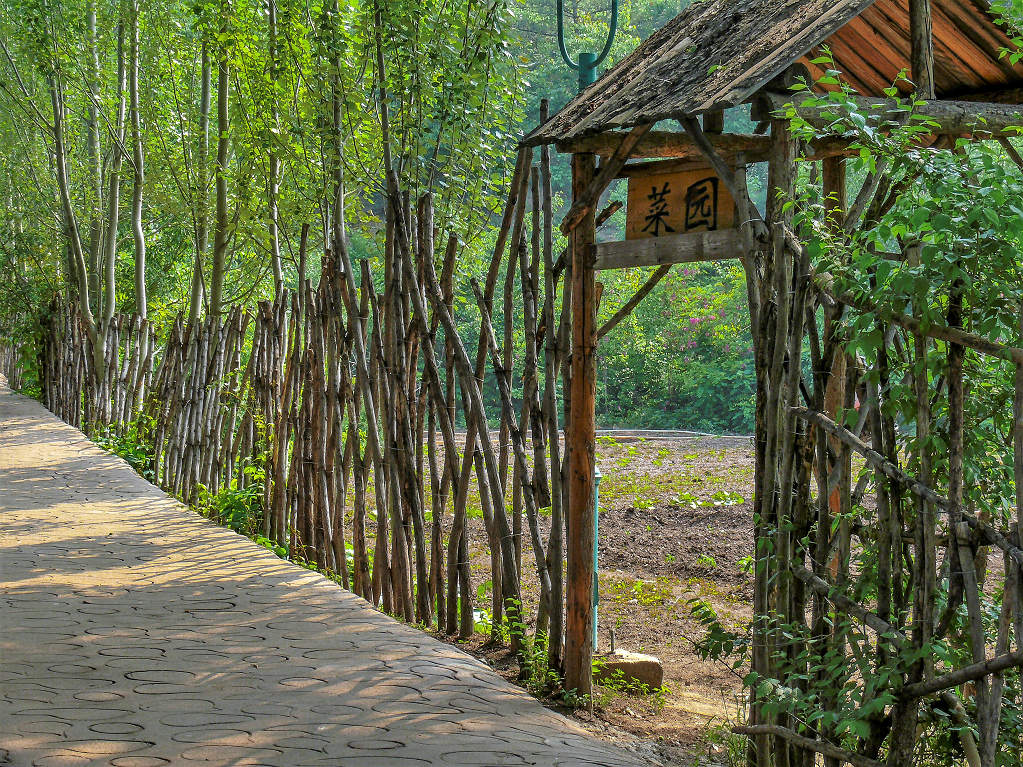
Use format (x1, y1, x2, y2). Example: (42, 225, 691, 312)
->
(40, 301, 155, 433)
(0, 342, 25, 390)
(727, 103, 1023, 767)
(36, 130, 583, 678)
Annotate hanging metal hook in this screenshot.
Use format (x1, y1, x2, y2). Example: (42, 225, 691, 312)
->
(556, 0, 619, 92)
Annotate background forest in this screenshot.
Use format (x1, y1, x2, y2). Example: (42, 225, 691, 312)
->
(0, 0, 755, 433)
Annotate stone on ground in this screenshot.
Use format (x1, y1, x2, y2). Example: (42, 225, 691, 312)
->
(595, 651, 665, 691)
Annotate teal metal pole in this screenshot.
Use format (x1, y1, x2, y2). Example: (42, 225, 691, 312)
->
(577, 52, 598, 91)
(556, 0, 618, 94)
(593, 466, 602, 649)
(555, 0, 617, 662)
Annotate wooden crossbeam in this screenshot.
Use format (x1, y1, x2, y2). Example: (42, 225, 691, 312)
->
(558, 130, 772, 161)
(793, 404, 1023, 568)
(903, 650, 1023, 700)
(758, 91, 1023, 137)
(811, 268, 1023, 364)
(592, 228, 739, 270)
(733, 725, 885, 767)
(596, 264, 672, 340)
(615, 158, 710, 178)
(558, 129, 853, 163)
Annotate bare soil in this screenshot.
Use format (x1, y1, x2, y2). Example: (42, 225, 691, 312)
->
(448, 435, 757, 766)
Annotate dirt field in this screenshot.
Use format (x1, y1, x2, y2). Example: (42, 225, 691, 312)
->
(449, 435, 756, 767)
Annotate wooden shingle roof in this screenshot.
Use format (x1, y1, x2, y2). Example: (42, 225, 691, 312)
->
(525, 0, 1023, 146)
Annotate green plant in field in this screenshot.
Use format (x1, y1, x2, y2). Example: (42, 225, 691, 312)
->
(615, 445, 640, 470)
(709, 490, 744, 506)
(633, 495, 654, 510)
(591, 662, 670, 711)
(696, 553, 718, 569)
(478, 598, 564, 698)
(695, 715, 749, 767)
(674, 491, 700, 508)
(18, 382, 42, 400)
(605, 576, 673, 606)
(685, 577, 727, 600)
(558, 687, 591, 708)
(255, 535, 288, 559)
(672, 489, 745, 510)
(651, 446, 672, 467)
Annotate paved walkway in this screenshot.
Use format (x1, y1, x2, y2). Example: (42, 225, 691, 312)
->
(0, 383, 647, 767)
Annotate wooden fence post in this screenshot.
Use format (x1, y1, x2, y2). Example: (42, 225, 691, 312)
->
(565, 150, 597, 699)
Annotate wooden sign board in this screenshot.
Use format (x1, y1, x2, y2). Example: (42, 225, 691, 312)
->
(625, 167, 734, 240)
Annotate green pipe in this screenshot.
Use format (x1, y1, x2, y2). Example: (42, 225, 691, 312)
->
(555, 0, 619, 93)
(593, 465, 602, 649)
(577, 52, 598, 92)
(554, 0, 616, 659)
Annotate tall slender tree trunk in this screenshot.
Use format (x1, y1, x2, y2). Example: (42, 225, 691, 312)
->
(102, 19, 127, 322)
(86, 0, 103, 316)
(209, 1, 231, 316)
(267, 0, 283, 292)
(49, 71, 105, 384)
(330, 69, 345, 258)
(188, 44, 211, 326)
(129, 0, 147, 324)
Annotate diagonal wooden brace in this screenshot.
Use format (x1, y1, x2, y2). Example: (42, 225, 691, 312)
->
(560, 122, 654, 235)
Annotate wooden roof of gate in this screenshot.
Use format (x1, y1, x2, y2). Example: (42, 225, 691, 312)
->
(524, 0, 1023, 146)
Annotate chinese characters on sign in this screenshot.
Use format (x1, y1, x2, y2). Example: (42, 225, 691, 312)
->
(625, 167, 734, 240)
(684, 177, 718, 231)
(642, 182, 675, 236)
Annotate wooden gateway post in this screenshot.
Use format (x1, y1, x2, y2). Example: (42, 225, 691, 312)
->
(524, 0, 1023, 757)
(564, 150, 599, 695)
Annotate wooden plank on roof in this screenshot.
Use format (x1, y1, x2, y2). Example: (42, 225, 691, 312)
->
(825, 31, 900, 93)
(872, 0, 991, 88)
(937, 0, 1022, 81)
(850, 5, 913, 66)
(523, 0, 879, 145)
(593, 228, 740, 270)
(931, 1, 1011, 82)
(694, 0, 880, 112)
(842, 15, 910, 82)
(802, 52, 885, 97)
(859, 2, 958, 93)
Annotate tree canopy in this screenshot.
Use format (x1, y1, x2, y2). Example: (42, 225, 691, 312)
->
(0, 0, 756, 432)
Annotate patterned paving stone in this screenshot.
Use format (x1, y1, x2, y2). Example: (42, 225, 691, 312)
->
(0, 383, 651, 767)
